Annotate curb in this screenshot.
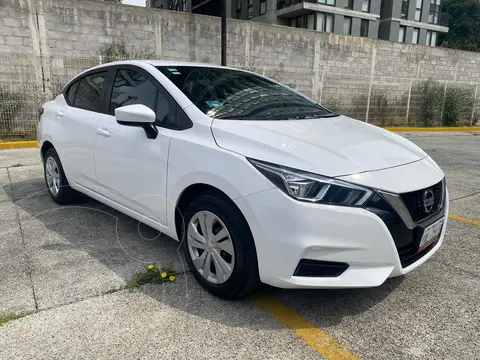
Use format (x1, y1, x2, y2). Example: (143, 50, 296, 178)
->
(0, 141, 38, 150)
(384, 127, 480, 132)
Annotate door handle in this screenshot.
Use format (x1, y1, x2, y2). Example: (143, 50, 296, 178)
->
(55, 111, 64, 118)
(96, 128, 110, 137)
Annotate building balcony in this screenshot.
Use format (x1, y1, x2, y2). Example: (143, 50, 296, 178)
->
(276, 0, 380, 21)
(278, 0, 304, 9)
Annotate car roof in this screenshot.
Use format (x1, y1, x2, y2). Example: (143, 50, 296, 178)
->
(85, 59, 240, 72)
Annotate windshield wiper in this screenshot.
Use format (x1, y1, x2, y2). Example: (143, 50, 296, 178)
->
(293, 112, 339, 119)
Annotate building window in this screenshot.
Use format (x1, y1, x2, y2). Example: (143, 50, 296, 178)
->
(248, 0, 253, 19)
(168, 0, 187, 11)
(401, 0, 409, 19)
(415, 0, 422, 21)
(307, 13, 315, 29)
(318, 0, 336, 5)
(236, 0, 242, 19)
(429, 0, 442, 24)
(431, 31, 438, 46)
(426, 30, 437, 46)
(398, 26, 406, 42)
(290, 16, 307, 29)
(317, 12, 334, 33)
(360, 19, 369, 37)
(260, 0, 266, 15)
(346, 0, 353, 9)
(290, 14, 314, 29)
(362, 0, 370, 12)
(412, 28, 419, 44)
(343, 17, 352, 35)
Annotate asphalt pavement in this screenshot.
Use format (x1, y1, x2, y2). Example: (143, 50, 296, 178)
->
(0, 132, 478, 360)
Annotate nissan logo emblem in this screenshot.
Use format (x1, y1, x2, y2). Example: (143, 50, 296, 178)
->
(423, 189, 435, 213)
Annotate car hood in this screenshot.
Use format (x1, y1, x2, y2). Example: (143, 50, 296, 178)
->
(211, 116, 428, 177)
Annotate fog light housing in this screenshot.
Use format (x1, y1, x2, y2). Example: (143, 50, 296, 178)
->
(293, 259, 349, 277)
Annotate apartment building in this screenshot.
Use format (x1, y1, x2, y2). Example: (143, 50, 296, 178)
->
(258, 0, 381, 39)
(146, 0, 448, 46)
(378, 0, 448, 46)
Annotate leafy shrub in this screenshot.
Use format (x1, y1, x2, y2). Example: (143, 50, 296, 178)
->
(416, 79, 444, 126)
(372, 92, 389, 126)
(443, 86, 475, 126)
(0, 87, 26, 133)
(99, 39, 156, 63)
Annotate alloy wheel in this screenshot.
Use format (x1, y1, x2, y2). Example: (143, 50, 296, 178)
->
(45, 156, 60, 196)
(187, 210, 235, 284)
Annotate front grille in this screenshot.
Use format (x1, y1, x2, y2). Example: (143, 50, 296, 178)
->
(400, 180, 444, 222)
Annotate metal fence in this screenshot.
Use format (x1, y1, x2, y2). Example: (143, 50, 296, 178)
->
(0, 50, 479, 137)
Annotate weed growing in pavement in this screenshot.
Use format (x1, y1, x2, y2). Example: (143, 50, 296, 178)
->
(126, 263, 176, 290)
(0, 312, 28, 326)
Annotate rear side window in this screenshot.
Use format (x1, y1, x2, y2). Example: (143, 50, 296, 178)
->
(74, 72, 107, 112)
(66, 81, 79, 105)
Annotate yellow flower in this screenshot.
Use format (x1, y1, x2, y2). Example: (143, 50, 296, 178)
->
(147, 264, 154, 270)
(169, 275, 175, 281)
(161, 272, 167, 278)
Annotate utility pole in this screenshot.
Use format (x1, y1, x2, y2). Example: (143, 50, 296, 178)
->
(221, 0, 227, 66)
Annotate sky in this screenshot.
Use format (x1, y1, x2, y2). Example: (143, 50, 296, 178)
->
(122, 0, 145, 6)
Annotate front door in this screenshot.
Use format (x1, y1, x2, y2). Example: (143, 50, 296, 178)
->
(93, 66, 175, 226)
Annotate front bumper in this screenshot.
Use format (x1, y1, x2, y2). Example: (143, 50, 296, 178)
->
(235, 187, 448, 289)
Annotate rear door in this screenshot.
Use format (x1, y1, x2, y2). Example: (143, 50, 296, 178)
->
(56, 70, 108, 189)
(93, 65, 175, 226)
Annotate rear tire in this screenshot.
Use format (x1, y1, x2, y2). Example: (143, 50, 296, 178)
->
(182, 191, 260, 300)
(43, 147, 79, 205)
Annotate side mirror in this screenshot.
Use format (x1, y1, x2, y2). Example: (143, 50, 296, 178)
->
(115, 104, 158, 139)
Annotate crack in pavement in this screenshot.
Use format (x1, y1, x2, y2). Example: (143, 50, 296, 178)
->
(7, 167, 39, 312)
(450, 191, 480, 203)
(0, 272, 191, 325)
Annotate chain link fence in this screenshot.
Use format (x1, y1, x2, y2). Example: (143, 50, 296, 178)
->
(1, 50, 479, 137)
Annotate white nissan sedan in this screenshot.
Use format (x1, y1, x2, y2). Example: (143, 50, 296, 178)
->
(37, 60, 448, 299)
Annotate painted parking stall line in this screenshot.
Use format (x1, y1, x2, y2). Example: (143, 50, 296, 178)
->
(448, 214, 480, 226)
(253, 295, 359, 360)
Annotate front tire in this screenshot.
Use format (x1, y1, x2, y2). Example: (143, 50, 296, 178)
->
(182, 191, 260, 299)
(43, 147, 79, 205)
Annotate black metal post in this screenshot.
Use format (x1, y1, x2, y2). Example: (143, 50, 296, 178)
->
(221, 0, 227, 66)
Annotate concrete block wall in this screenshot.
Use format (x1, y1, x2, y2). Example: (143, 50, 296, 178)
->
(1, 0, 480, 129)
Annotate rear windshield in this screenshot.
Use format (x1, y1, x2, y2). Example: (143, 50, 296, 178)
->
(155, 66, 335, 120)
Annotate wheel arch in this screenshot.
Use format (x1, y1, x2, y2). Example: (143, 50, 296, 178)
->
(173, 183, 254, 247)
(40, 140, 54, 162)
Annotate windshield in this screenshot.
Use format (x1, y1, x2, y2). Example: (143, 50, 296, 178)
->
(155, 66, 336, 120)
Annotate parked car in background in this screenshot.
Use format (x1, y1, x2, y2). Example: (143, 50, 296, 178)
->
(37, 60, 448, 299)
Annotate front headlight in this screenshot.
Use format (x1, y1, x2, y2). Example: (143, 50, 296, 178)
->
(248, 159, 373, 206)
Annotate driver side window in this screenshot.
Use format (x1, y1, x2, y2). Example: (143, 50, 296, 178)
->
(109, 68, 170, 125)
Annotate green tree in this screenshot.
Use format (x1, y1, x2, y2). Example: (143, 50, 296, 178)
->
(441, 0, 480, 51)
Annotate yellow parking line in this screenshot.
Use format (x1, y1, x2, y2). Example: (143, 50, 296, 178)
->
(384, 127, 480, 132)
(0, 141, 38, 150)
(253, 295, 359, 360)
(448, 214, 480, 226)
